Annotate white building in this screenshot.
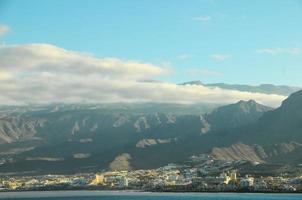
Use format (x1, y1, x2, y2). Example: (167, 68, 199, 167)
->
(240, 176, 254, 188)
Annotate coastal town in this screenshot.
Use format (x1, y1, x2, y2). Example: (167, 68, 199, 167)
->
(1, 154, 302, 193)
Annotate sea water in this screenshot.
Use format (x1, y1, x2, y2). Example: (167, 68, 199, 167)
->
(0, 191, 301, 200)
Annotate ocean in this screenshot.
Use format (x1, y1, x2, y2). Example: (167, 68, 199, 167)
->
(0, 191, 302, 200)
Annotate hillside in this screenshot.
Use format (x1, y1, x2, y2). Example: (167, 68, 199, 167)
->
(209, 90, 302, 165)
(0, 100, 271, 174)
(1, 90, 302, 174)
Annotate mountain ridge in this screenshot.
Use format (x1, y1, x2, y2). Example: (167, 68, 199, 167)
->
(181, 81, 301, 96)
(1, 90, 302, 175)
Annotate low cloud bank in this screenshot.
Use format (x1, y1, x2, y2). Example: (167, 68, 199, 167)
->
(0, 44, 286, 107)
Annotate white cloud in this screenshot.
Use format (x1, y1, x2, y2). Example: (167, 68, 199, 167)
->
(0, 44, 286, 107)
(187, 68, 223, 77)
(211, 54, 230, 61)
(257, 48, 301, 55)
(178, 53, 191, 60)
(0, 25, 10, 36)
(193, 16, 212, 21)
(0, 44, 168, 79)
(0, 71, 11, 80)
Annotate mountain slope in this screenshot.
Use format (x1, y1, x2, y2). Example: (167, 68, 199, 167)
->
(3, 89, 302, 175)
(205, 100, 272, 132)
(250, 90, 302, 144)
(208, 90, 302, 164)
(0, 99, 272, 174)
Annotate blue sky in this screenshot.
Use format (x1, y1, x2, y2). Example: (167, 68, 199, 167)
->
(1, 0, 302, 86)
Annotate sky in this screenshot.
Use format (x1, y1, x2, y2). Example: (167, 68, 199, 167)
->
(0, 0, 301, 106)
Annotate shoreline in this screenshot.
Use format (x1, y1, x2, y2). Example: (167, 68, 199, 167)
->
(1, 190, 302, 200)
(1, 189, 302, 194)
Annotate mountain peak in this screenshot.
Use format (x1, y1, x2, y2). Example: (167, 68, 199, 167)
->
(247, 89, 302, 145)
(275, 89, 302, 115)
(180, 81, 203, 86)
(238, 99, 257, 105)
(206, 83, 301, 96)
(236, 99, 270, 110)
(206, 99, 271, 131)
(282, 89, 302, 107)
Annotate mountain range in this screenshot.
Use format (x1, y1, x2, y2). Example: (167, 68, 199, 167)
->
(0, 86, 302, 175)
(181, 81, 301, 96)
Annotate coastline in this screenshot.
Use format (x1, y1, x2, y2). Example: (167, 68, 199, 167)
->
(1, 190, 302, 200)
(1, 188, 302, 194)
(1, 190, 302, 195)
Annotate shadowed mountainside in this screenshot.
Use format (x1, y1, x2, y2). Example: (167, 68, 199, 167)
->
(1, 90, 302, 175)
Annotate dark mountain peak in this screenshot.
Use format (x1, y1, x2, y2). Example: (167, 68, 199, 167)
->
(247, 99, 257, 104)
(261, 89, 302, 125)
(236, 89, 302, 146)
(238, 99, 256, 105)
(280, 89, 302, 109)
(206, 83, 301, 96)
(181, 81, 301, 96)
(206, 100, 271, 131)
(180, 80, 203, 86)
(236, 99, 271, 113)
(230, 99, 270, 111)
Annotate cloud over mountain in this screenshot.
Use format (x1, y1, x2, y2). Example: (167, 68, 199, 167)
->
(0, 44, 286, 106)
